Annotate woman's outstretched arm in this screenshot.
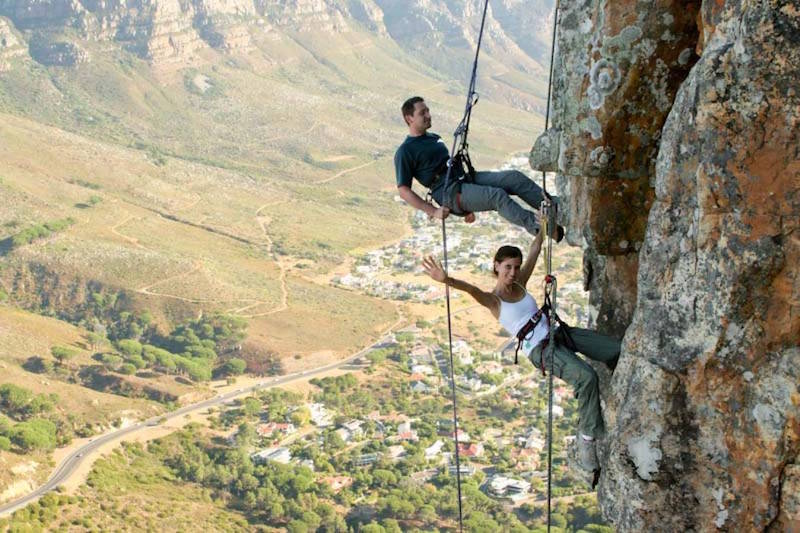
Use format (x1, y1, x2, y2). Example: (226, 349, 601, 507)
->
(518, 228, 544, 287)
(421, 256, 499, 315)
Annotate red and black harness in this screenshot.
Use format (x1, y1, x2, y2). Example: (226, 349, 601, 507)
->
(513, 278, 577, 374)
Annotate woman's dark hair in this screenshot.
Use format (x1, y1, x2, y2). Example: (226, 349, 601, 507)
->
(493, 245, 523, 275)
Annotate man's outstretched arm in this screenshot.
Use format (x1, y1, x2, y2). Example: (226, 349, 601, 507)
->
(397, 185, 449, 220)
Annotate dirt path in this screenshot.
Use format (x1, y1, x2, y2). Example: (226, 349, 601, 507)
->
(263, 122, 319, 144)
(110, 205, 285, 310)
(240, 201, 291, 317)
(109, 214, 146, 249)
(314, 160, 376, 185)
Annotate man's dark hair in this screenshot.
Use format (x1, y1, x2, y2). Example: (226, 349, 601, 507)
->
(401, 96, 425, 121)
(493, 245, 523, 276)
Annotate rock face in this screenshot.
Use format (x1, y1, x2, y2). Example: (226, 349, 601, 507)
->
(533, 0, 800, 530)
(531, 0, 700, 335)
(0, 16, 25, 70)
(0, 0, 550, 72)
(29, 35, 89, 65)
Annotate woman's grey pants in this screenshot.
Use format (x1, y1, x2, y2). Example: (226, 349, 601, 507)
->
(528, 327, 620, 438)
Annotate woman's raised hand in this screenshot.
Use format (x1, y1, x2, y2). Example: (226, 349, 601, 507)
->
(421, 256, 446, 283)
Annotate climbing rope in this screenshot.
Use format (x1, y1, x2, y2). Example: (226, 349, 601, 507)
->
(541, 1, 561, 531)
(439, 0, 491, 530)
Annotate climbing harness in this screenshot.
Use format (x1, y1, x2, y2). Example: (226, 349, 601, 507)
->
(512, 303, 549, 365)
(439, 0, 491, 531)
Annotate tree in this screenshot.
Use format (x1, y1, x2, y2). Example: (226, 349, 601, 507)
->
(50, 346, 77, 365)
(222, 358, 247, 376)
(381, 519, 402, 533)
(12, 419, 57, 451)
(0, 384, 31, 406)
(372, 469, 397, 488)
(242, 397, 261, 418)
(116, 339, 143, 357)
(286, 520, 308, 533)
(235, 422, 256, 448)
(86, 332, 106, 352)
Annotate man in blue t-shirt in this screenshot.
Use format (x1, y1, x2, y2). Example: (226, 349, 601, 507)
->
(394, 96, 563, 240)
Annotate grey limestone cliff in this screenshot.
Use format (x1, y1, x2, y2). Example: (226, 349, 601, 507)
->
(531, 0, 800, 530)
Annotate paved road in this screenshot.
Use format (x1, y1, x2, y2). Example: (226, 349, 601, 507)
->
(0, 332, 397, 517)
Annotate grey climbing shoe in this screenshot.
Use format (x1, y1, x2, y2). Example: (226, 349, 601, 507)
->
(577, 437, 599, 472)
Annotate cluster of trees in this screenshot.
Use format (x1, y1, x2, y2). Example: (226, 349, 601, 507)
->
(0, 383, 56, 419)
(7, 217, 75, 249)
(33, 281, 250, 386)
(21, 315, 248, 411)
(0, 384, 61, 452)
(69, 312, 248, 384)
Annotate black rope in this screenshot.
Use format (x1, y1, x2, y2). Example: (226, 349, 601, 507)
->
(541, 2, 561, 531)
(439, 1, 491, 530)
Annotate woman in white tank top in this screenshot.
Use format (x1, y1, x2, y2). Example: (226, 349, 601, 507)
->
(421, 230, 620, 474)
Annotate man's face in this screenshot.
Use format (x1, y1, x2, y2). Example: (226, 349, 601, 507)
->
(406, 101, 431, 132)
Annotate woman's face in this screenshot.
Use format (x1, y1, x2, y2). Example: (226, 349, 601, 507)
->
(495, 257, 522, 285)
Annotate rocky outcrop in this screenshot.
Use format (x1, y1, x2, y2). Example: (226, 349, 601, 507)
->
(257, 0, 351, 33)
(0, 16, 25, 70)
(194, 0, 255, 51)
(29, 35, 88, 65)
(533, 0, 800, 530)
(0, 0, 255, 63)
(531, 0, 700, 335)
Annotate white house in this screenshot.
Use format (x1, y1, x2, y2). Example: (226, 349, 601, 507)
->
(457, 376, 483, 391)
(425, 439, 445, 460)
(411, 364, 434, 375)
(487, 475, 531, 502)
(452, 340, 473, 365)
(251, 447, 291, 465)
(538, 405, 565, 419)
(386, 445, 406, 461)
(335, 419, 365, 443)
(411, 381, 431, 394)
(309, 403, 334, 427)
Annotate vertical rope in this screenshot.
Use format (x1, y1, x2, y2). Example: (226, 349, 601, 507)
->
(541, 2, 561, 531)
(438, 2, 491, 530)
(440, 219, 464, 532)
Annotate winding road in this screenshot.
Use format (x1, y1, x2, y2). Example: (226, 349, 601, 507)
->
(0, 324, 400, 517)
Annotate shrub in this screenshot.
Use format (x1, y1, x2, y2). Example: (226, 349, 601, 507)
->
(221, 358, 247, 376)
(101, 353, 123, 370)
(23, 356, 55, 374)
(12, 418, 57, 451)
(50, 345, 78, 364)
(119, 363, 137, 375)
(116, 339, 143, 356)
